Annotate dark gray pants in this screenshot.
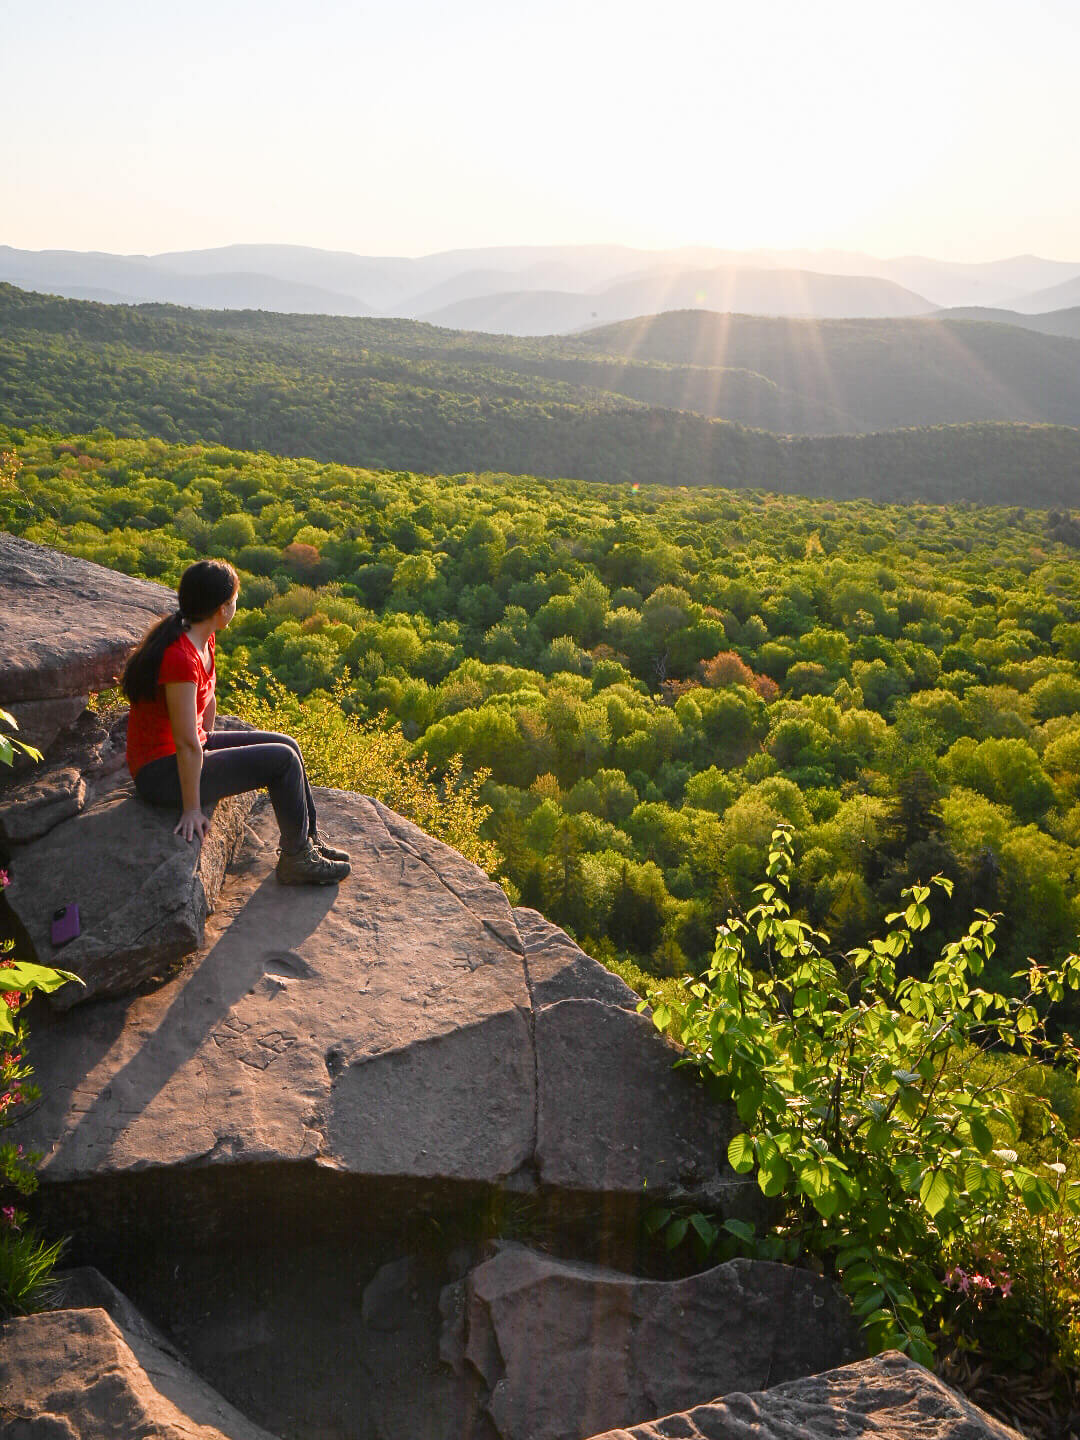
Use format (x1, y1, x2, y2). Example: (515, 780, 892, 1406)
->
(134, 729, 316, 853)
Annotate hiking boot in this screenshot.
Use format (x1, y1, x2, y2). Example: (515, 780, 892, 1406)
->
(312, 828, 351, 862)
(276, 839, 350, 886)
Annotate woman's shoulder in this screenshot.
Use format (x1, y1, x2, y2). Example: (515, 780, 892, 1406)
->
(159, 634, 200, 684)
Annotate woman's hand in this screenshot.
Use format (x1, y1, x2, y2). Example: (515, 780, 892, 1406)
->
(175, 807, 211, 843)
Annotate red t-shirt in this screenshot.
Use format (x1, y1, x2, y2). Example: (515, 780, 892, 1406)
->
(126, 632, 216, 777)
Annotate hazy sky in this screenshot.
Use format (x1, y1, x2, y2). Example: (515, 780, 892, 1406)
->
(6, 0, 1079, 261)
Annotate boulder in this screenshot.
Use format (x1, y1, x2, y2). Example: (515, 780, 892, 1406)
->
(583, 1351, 1025, 1440)
(0, 531, 175, 703)
(442, 1242, 864, 1440)
(17, 791, 742, 1213)
(0, 1305, 280, 1440)
(54, 1264, 190, 1361)
(3, 764, 253, 1006)
(0, 763, 86, 844)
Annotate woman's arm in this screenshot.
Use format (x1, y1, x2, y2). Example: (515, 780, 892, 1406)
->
(164, 682, 210, 842)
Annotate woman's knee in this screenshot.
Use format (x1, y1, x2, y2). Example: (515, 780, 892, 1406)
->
(266, 741, 303, 778)
(267, 730, 304, 762)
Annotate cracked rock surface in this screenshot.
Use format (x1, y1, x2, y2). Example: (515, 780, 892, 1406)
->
(443, 1242, 864, 1440)
(17, 789, 738, 1204)
(582, 1351, 1025, 1440)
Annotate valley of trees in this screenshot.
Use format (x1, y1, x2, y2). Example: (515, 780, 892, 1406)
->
(7, 427, 1080, 1013)
(5, 284, 1080, 505)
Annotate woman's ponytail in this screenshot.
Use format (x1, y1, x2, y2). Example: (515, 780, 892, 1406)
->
(122, 560, 238, 704)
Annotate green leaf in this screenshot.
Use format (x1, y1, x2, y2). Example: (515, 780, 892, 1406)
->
(722, 1218, 756, 1243)
(758, 1155, 791, 1199)
(755, 1134, 791, 1198)
(644, 1207, 672, 1235)
(919, 1170, 952, 1218)
(853, 1286, 887, 1316)
(963, 1161, 986, 1194)
(727, 1134, 755, 1174)
(906, 1333, 936, 1369)
(689, 1214, 718, 1250)
(866, 1119, 890, 1152)
(0, 962, 82, 995)
(810, 1186, 839, 1219)
(968, 1116, 994, 1155)
(736, 1085, 762, 1125)
(665, 1217, 689, 1249)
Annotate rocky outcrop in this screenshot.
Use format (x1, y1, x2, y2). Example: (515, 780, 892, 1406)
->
(17, 791, 742, 1211)
(582, 1351, 1025, 1440)
(0, 1304, 281, 1440)
(0, 535, 994, 1440)
(441, 1243, 863, 1440)
(0, 531, 174, 703)
(3, 713, 253, 1006)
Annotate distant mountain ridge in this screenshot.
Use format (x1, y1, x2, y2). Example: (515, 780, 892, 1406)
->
(4, 282, 1080, 507)
(1010, 275, 1080, 314)
(570, 310, 1080, 430)
(421, 267, 936, 334)
(940, 306, 1080, 340)
(2, 242, 1078, 332)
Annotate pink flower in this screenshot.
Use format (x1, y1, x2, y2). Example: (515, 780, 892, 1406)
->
(0, 869, 8, 887)
(945, 1266, 974, 1294)
(999, 1278, 1013, 1298)
(0, 1206, 17, 1228)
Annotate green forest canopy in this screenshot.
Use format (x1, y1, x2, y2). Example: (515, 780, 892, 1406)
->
(7, 427, 1080, 1010)
(4, 284, 1080, 505)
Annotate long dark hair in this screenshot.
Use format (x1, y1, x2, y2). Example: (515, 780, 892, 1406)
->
(123, 559, 239, 703)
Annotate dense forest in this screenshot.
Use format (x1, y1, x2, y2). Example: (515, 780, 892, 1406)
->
(7, 426, 1080, 1012)
(4, 284, 1080, 505)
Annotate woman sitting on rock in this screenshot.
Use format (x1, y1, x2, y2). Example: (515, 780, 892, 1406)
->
(123, 559, 350, 885)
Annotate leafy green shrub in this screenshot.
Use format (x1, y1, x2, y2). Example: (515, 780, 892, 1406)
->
(644, 825, 1080, 1367)
(224, 666, 500, 875)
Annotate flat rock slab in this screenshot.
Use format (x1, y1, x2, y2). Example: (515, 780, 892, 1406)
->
(17, 790, 740, 1205)
(444, 1242, 864, 1440)
(0, 531, 174, 703)
(0, 1305, 280, 1440)
(4, 767, 253, 1005)
(584, 1351, 1024, 1440)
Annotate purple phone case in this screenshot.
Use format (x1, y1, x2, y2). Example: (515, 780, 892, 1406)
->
(51, 903, 80, 947)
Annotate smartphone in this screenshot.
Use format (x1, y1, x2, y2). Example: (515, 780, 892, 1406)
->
(51, 903, 80, 947)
